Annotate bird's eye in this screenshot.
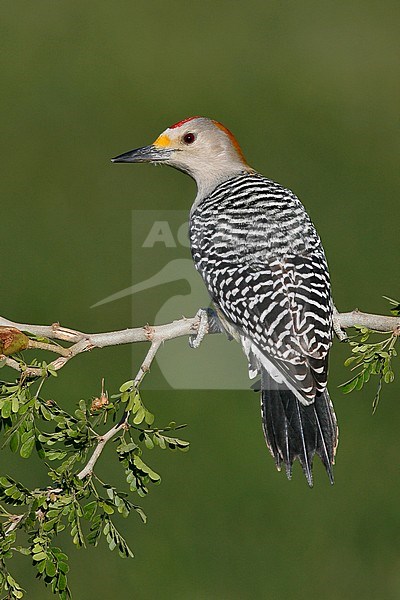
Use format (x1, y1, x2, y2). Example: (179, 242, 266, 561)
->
(183, 132, 196, 144)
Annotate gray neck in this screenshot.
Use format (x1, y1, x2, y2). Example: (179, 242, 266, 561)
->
(190, 166, 253, 214)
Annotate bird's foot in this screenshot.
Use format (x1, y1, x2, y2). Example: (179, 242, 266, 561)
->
(189, 308, 209, 348)
(332, 306, 348, 342)
(189, 308, 225, 348)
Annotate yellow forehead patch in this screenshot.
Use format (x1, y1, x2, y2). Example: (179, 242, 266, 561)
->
(153, 133, 171, 148)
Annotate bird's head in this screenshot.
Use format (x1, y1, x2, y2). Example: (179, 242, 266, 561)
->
(112, 116, 254, 198)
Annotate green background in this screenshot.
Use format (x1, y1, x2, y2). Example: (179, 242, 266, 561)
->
(1, 1, 400, 598)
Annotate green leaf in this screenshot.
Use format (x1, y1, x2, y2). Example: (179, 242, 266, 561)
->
(1, 399, 12, 419)
(344, 356, 357, 367)
(35, 559, 47, 573)
(340, 377, 359, 394)
(144, 434, 154, 450)
(383, 295, 400, 316)
(355, 375, 364, 390)
(83, 501, 97, 520)
(373, 379, 383, 413)
(363, 369, 371, 384)
(20, 428, 34, 445)
(133, 456, 161, 482)
(134, 506, 147, 523)
(57, 572, 67, 591)
(384, 370, 395, 384)
(11, 396, 19, 413)
(133, 407, 145, 425)
(102, 502, 115, 515)
(0, 476, 11, 488)
(157, 435, 166, 449)
(20, 435, 35, 459)
(45, 560, 57, 578)
(43, 518, 59, 532)
(32, 552, 48, 562)
(9, 430, 20, 453)
(144, 411, 154, 425)
(127, 391, 141, 413)
(119, 380, 134, 393)
(58, 562, 69, 574)
(15, 546, 30, 556)
(39, 405, 52, 420)
(47, 364, 58, 377)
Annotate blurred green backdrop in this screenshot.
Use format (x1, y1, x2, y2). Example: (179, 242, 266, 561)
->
(1, 1, 400, 598)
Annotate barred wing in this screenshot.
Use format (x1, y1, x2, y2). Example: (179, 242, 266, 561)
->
(196, 251, 333, 404)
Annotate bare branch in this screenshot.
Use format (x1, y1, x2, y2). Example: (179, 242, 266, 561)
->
(0, 315, 201, 377)
(335, 310, 400, 333)
(133, 338, 162, 387)
(1, 308, 399, 379)
(76, 420, 126, 480)
(0, 317, 84, 343)
(28, 339, 71, 357)
(0, 315, 198, 346)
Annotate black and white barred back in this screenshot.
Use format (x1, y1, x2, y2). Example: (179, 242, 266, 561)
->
(189, 173, 338, 485)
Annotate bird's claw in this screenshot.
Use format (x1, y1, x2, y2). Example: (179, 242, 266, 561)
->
(332, 307, 348, 342)
(189, 309, 209, 348)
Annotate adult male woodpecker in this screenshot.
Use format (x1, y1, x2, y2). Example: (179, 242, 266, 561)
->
(112, 116, 338, 486)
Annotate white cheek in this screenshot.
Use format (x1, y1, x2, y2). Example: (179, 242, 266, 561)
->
(199, 138, 224, 157)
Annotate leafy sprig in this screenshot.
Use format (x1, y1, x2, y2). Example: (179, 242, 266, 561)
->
(0, 359, 189, 599)
(340, 297, 399, 411)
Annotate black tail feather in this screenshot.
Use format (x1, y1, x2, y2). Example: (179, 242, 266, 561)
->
(260, 371, 338, 487)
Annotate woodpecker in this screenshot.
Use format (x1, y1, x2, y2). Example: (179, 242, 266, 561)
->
(112, 116, 338, 486)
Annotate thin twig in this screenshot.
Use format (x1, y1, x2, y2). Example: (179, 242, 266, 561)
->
(77, 338, 163, 480)
(28, 339, 71, 357)
(4, 514, 24, 535)
(76, 420, 126, 480)
(133, 339, 162, 387)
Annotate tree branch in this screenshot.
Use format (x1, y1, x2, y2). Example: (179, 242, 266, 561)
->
(335, 310, 400, 333)
(0, 309, 399, 379)
(0, 315, 201, 377)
